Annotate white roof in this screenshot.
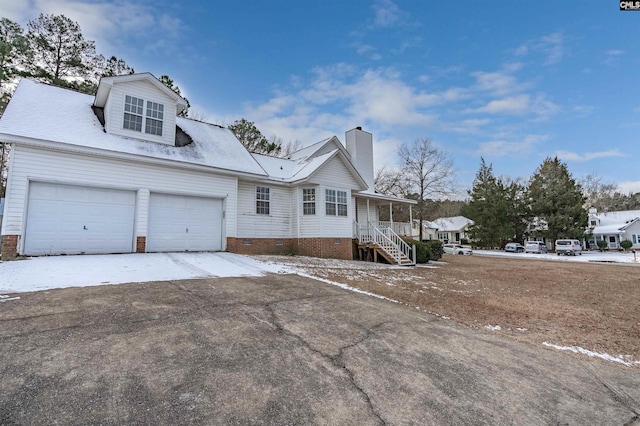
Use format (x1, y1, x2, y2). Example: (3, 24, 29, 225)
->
(251, 150, 345, 183)
(0, 79, 267, 176)
(595, 210, 640, 226)
(432, 216, 474, 232)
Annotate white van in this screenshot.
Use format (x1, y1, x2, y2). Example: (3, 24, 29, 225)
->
(555, 239, 583, 256)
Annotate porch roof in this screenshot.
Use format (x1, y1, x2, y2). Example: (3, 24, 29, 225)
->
(354, 189, 417, 205)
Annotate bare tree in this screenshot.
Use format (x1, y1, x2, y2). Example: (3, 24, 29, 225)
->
(399, 138, 456, 240)
(580, 173, 619, 212)
(277, 137, 303, 158)
(374, 166, 406, 198)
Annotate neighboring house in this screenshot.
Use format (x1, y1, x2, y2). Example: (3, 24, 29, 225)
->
(412, 216, 473, 243)
(0, 74, 415, 262)
(411, 219, 438, 241)
(587, 207, 640, 250)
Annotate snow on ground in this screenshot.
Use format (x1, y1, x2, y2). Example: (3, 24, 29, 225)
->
(474, 250, 640, 264)
(543, 342, 640, 367)
(0, 252, 290, 293)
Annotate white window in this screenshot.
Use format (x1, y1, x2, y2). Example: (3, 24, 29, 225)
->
(123, 95, 164, 136)
(123, 95, 143, 131)
(438, 232, 448, 241)
(256, 186, 270, 215)
(145, 101, 164, 136)
(325, 189, 347, 217)
(303, 188, 315, 215)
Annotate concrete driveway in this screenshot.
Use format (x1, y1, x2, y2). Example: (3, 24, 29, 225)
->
(1, 273, 640, 425)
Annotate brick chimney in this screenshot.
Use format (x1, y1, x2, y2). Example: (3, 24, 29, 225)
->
(345, 127, 374, 190)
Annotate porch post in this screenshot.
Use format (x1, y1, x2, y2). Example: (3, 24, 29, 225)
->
(409, 205, 413, 235)
(367, 199, 370, 224)
(389, 203, 393, 224)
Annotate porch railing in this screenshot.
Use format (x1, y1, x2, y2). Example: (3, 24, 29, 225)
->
(376, 221, 412, 236)
(354, 221, 415, 265)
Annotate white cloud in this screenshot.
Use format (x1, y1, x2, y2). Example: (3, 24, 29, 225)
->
(471, 94, 531, 115)
(512, 31, 565, 65)
(477, 134, 548, 158)
(618, 181, 640, 194)
(555, 150, 624, 162)
(603, 49, 624, 65)
(371, 0, 403, 28)
(0, 0, 186, 59)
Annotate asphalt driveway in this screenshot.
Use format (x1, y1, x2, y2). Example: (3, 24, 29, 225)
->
(1, 273, 640, 425)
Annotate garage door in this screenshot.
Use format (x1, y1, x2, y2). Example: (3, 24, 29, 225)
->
(24, 182, 136, 255)
(147, 193, 223, 252)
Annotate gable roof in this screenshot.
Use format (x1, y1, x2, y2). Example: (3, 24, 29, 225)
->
(432, 216, 474, 232)
(287, 136, 350, 161)
(94, 72, 188, 115)
(0, 79, 266, 176)
(252, 148, 368, 188)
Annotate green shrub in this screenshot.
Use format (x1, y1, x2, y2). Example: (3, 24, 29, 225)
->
(620, 240, 633, 252)
(403, 239, 432, 263)
(460, 238, 469, 245)
(425, 240, 444, 261)
(596, 240, 608, 251)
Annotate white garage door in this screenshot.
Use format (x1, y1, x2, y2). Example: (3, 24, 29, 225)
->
(147, 193, 223, 252)
(24, 182, 136, 255)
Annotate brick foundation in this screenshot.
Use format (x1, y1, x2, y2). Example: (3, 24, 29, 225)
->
(136, 236, 146, 253)
(227, 237, 353, 260)
(1, 235, 19, 260)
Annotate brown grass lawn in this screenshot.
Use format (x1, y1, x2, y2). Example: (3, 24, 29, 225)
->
(259, 254, 640, 366)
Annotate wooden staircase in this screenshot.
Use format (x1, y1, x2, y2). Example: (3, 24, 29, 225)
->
(354, 221, 416, 266)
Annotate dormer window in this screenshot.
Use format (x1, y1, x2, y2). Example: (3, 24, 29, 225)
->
(123, 95, 164, 137)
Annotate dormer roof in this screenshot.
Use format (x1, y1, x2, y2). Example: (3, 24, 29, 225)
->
(94, 72, 188, 116)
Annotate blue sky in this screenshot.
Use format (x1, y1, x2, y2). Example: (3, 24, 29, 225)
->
(2, 1, 639, 196)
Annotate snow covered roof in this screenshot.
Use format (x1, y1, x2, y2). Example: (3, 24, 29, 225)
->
(432, 216, 474, 232)
(594, 210, 640, 226)
(287, 137, 333, 160)
(94, 72, 188, 115)
(0, 79, 267, 176)
(355, 189, 417, 204)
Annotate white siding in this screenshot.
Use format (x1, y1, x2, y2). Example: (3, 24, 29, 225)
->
(308, 156, 361, 189)
(2, 146, 237, 250)
(236, 181, 291, 238)
(104, 80, 177, 146)
(354, 198, 380, 224)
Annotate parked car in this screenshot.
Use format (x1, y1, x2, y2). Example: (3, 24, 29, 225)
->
(504, 243, 525, 253)
(525, 241, 548, 254)
(555, 239, 583, 256)
(443, 244, 473, 255)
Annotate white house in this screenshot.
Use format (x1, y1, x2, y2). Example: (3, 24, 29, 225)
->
(0, 74, 415, 262)
(587, 207, 640, 250)
(431, 216, 474, 243)
(411, 216, 474, 243)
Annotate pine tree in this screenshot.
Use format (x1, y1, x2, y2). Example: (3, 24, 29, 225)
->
(0, 18, 30, 94)
(528, 157, 587, 244)
(228, 118, 281, 155)
(465, 158, 511, 247)
(27, 14, 99, 88)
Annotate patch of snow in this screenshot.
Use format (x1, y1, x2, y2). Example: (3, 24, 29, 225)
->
(0, 295, 20, 302)
(515, 328, 528, 332)
(0, 252, 289, 293)
(294, 271, 399, 303)
(475, 250, 640, 264)
(485, 325, 502, 331)
(542, 342, 640, 367)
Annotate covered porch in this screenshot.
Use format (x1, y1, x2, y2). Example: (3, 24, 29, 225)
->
(352, 191, 417, 265)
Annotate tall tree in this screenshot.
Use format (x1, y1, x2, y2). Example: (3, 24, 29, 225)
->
(464, 158, 511, 247)
(0, 18, 30, 93)
(398, 138, 455, 240)
(158, 75, 190, 117)
(503, 177, 532, 244)
(100, 55, 134, 77)
(228, 118, 281, 155)
(528, 157, 587, 245)
(27, 14, 98, 88)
